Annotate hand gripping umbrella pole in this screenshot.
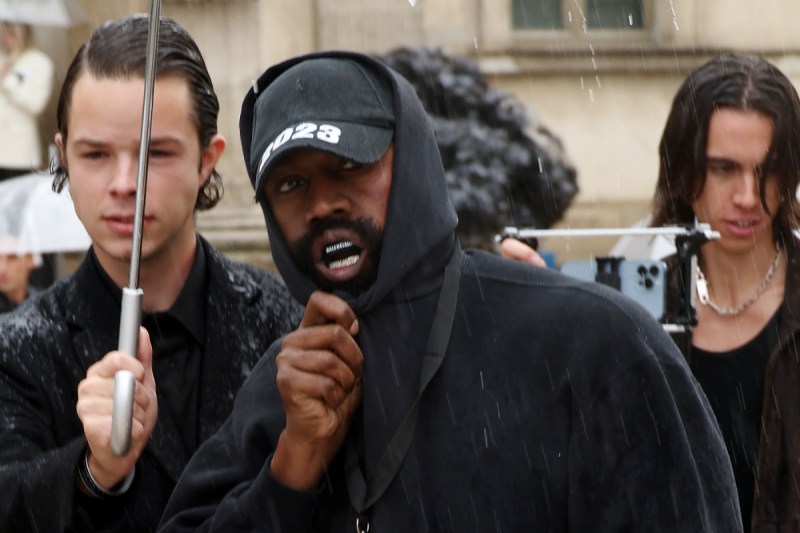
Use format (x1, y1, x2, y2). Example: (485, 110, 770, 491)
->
(110, 0, 162, 457)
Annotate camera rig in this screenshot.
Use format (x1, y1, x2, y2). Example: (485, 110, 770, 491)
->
(497, 223, 720, 333)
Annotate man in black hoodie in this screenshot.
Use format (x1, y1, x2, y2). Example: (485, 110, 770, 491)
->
(160, 51, 741, 532)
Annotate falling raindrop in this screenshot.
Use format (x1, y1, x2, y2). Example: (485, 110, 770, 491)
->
(628, 14, 633, 26)
(408, 0, 417, 6)
(473, 37, 478, 49)
(588, 88, 595, 102)
(668, 0, 680, 30)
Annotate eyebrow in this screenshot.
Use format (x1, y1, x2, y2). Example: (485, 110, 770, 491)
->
(71, 138, 109, 149)
(149, 136, 184, 146)
(706, 155, 769, 166)
(71, 136, 185, 148)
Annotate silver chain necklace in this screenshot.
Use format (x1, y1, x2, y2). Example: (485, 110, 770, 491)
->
(696, 250, 782, 316)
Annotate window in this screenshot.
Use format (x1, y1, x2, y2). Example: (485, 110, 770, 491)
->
(512, 0, 644, 31)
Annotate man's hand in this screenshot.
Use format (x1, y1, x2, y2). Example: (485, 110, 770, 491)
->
(76, 327, 157, 490)
(500, 237, 547, 267)
(270, 291, 363, 489)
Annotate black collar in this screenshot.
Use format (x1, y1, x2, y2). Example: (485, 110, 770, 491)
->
(89, 239, 208, 345)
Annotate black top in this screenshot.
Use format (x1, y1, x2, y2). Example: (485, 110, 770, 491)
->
(691, 310, 780, 532)
(92, 243, 207, 454)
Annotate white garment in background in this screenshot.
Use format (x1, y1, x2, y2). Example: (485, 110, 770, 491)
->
(0, 48, 53, 170)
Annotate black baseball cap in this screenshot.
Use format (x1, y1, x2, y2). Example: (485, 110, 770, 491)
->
(242, 56, 396, 201)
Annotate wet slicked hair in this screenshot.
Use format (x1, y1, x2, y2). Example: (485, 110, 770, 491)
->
(52, 14, 223, 210)
(652, 53, 800, 246)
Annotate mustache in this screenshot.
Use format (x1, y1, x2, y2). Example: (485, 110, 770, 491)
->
(289, 217, 384, 295)
(290, 217, 381, 259)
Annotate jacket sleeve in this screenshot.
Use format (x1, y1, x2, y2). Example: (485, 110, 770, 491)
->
(158, 342, 327, 532)
(0, 50, 53, 116)
(565, 317, 743, 532)
(0, 345, 88, 531)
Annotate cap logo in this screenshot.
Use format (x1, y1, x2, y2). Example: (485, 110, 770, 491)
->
(257, 122, 342, 177)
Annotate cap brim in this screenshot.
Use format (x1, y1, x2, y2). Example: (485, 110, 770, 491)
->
(253, 121, 393, 200)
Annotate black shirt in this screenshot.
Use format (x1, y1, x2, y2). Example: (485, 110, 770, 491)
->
(91, 242, 207, 455)
(691, 310, 780, 532)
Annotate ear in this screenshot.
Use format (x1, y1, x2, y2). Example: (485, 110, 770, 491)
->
(198, 133, 226, 186)
(54, 133, 66, 169)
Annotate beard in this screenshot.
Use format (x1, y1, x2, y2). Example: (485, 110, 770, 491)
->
(288, 217, 384, 296)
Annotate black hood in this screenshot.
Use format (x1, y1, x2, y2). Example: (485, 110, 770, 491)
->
(241, 51, 458, 312)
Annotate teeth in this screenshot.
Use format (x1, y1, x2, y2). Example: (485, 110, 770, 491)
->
(325, 240, 354, 255)
(329, 254, 359, 269)
(322, 240, 361, 269)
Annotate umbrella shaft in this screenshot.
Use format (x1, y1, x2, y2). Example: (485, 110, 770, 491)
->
(128, 0, 162, 289)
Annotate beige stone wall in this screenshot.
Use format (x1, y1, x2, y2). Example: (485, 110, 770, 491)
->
(42, 0, 800, 270)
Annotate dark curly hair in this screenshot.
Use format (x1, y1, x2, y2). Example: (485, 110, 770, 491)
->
(652, 53, 800, 246)
(51, 14, 223, 210)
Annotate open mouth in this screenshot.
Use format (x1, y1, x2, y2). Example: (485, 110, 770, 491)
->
(322, 240, 362, 270)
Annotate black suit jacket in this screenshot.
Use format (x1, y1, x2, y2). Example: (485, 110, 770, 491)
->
(0, 237, 301, 532)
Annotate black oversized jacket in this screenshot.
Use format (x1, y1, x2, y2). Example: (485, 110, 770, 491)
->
(0, 237, 301, 532)
(159, 52, 741, 532)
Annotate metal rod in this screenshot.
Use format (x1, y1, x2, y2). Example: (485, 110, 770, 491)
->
(128, 0, 161, 289)
(110, 0, 162, 457)
(500, 225, 720, 240)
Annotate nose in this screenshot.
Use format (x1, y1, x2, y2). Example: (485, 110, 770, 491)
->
(304, 176, 350, 222)
(109, 156, 139, 197)
(732, 168, 761, 210)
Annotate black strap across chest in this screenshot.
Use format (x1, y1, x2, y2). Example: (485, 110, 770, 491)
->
(344, 243, 462, 528)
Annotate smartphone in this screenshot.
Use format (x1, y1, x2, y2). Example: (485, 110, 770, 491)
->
(560, 258, 667, 321)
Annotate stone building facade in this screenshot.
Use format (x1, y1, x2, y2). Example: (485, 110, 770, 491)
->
(35, 0, 800, 269)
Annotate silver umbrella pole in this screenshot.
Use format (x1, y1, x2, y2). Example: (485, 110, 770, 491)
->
(110, 0, 162, 457)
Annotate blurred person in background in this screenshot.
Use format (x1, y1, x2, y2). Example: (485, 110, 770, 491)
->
(0, 20, 53, 181)
(0, 21, 56, 287)
(0, 240, 37, 313)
